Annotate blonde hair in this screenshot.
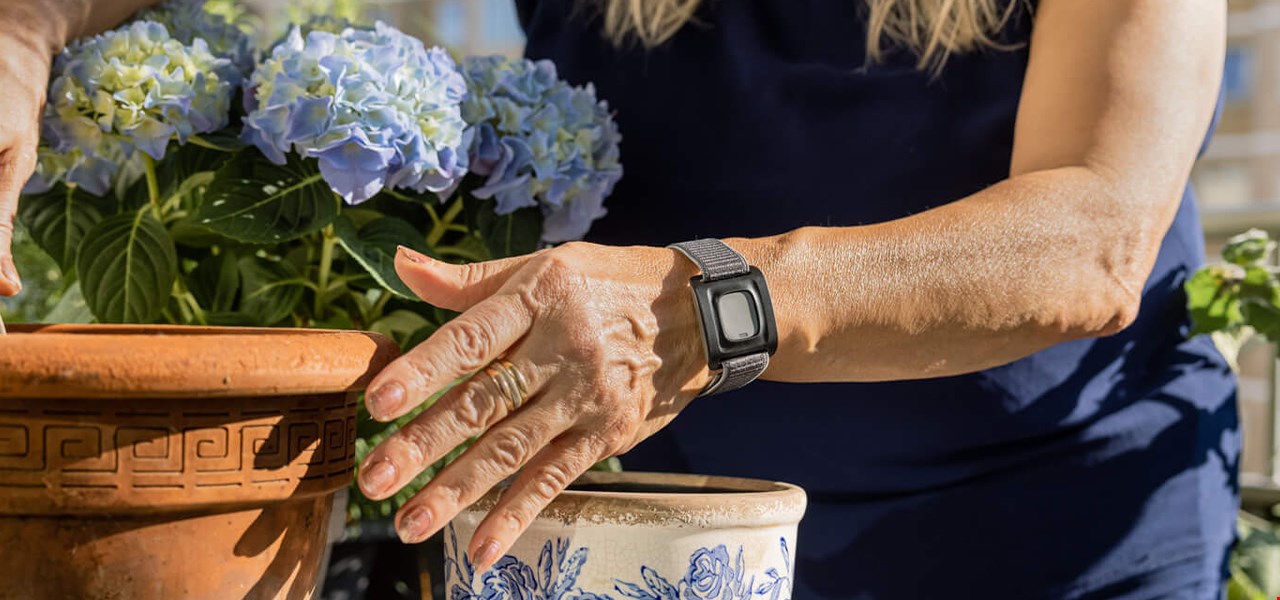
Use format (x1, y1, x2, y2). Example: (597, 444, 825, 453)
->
(595, 0, 1021, 72)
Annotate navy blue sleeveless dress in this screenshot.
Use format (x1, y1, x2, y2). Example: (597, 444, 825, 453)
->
(516, 1, 1239, 597)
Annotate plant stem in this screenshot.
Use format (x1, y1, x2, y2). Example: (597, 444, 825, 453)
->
(427, 197, 464, 248)
(424, 201, 443, 229)
(174, 278, 206, 325)
(315, 224, 338, 320)
(370, 289, 392, 321)
(142, 154, 162, 218)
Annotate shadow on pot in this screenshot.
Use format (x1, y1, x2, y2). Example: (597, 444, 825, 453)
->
(0, 325, 400, 599)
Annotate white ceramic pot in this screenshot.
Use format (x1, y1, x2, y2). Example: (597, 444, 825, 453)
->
(444, 472, 806, 600)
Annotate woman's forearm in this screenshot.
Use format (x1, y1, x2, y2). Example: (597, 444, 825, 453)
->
(4, 0, 161, 52)
(738, 166, 1169, 383)
(733, 0, 1221, 384)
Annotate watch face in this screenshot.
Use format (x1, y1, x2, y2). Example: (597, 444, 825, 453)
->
(716, 290, 760, 342)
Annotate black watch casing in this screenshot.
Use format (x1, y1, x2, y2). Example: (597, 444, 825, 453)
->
(688, 266, 778, 371)
(669, 238, 778, 396)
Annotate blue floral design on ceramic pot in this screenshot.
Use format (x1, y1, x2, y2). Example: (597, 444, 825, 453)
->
(444, 525, 794, 600)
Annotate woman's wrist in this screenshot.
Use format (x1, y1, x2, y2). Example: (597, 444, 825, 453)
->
(722, 229, 820, 377)
(654, 245, 719, 397)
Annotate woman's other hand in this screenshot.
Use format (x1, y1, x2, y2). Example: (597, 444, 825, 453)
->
(0, 2, 62, 295)
(0, 0, 165, 295)
(358, 242, 713, 571)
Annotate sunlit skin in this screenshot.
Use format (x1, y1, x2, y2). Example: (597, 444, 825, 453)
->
(0, 0, 1224, 575)
(359, 0, 1226, 571)
(0, 0, 164, 295)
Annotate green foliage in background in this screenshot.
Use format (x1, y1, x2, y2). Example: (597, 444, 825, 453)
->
(1231, 510, 1280, 600)
(1188, 229, 1280, 598)
(1187, 228, 1280, 344)
(0, 227, 68, 323)
(12, 0, 613, 526)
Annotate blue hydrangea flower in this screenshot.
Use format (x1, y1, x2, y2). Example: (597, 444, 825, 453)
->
(28, 20, 237, 194)
(242, 22, 468, 204)
(461, 56, 623, 242)
(136, 0, 256, 82)
(24, 143, 143, 196)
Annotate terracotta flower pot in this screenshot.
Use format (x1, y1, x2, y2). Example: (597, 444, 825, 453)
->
(0, 324, 398, 600)
(445, 472, 807, 600)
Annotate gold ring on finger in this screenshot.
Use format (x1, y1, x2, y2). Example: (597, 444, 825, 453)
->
(484, 359, 529, 413)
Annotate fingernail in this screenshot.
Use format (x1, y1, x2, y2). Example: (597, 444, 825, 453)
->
(367, 382, 405, 418)
(397, 245, 430, 264)
(397, 506, 433, 544)
(360, 459, 396, 496)
(473, 539, 502, 572)
(1, 257, 20, 291)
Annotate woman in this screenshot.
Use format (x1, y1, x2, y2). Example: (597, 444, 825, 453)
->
(363, 1, 1237, 596)
(0, 0, 1234, 597)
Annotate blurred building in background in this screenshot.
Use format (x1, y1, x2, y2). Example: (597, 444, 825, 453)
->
(1194, 0, 1280, 494)
(239, 0, 525, 56)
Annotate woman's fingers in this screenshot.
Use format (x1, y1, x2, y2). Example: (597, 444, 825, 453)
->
(395, 246, 533, 312)
(392, 393, 571, 545)
(365, 291, 534, 421)
(0, 131, 36, 296)
(466, 432, 604, 571)
(357, 355, 547, 501)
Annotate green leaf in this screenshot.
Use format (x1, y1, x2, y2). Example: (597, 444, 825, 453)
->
(18, 184, 104, 272)
(169, 217, 238, 248)
(196, 150, 338, 244)
(333, 214, 433, 298)
(237, 255, 304, 326)
(461, 196, 543, 259)
(589, 457, 623, 473)
(41, 281, 93, 324)
(312, 309, 356, 330)
(1243, 300, 1280, 343)
(1223, 228, 1275, 267)
(485, 207, 543, 259)
(203, 311, 260, 327)
(1185, 266, 1244, 336)
(187, 129, 247, 153)
(369, 309, 431, 346)
(76, 210, 178, 323)
(438, 232, 491, 262)
(188, 251, 240, 313)
(155, 143, 232, 200)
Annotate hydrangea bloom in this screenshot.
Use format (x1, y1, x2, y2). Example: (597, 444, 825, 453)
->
(27, 20, 237, 195)
(461, 56, 622, 242)
(242, 22, 468, 204)
(136, 0, 255, 82)
(24, 144, 142, 196)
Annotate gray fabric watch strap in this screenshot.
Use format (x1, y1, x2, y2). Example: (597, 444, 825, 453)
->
(701, 352, 770, 397)
(668, 238, 770, 397)
(669, 238, 749, 281)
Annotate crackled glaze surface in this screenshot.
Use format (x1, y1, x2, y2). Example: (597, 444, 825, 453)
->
(445, 472, 805, 600)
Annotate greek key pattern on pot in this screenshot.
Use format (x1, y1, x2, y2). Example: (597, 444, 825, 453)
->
(0, 394, 358, 500)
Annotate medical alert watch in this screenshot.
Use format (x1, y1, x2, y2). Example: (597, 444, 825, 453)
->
(669, 238, 778, 397)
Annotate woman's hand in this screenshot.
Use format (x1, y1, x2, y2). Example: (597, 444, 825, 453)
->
(357, 242, 712, 570)
(0, 3, 62, 296)
(0, 0, 164, 295)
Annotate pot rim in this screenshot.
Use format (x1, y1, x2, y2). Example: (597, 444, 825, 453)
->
(463, 471, 807, 528)
(0, 324, 399, 398)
